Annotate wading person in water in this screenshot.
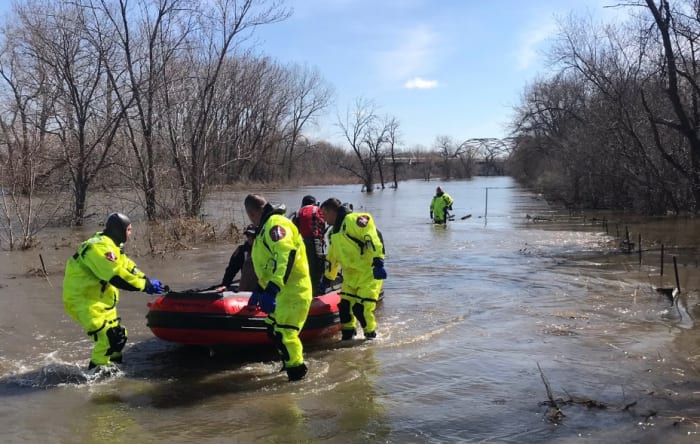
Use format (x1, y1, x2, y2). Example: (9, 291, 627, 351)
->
(320, 198, 386, 340)
(244, 194, 312, 381)
(62, 212, 164, 370)
(430, 186, 454, 225)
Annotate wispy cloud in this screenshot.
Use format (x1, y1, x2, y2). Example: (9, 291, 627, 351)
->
(515, 21, 556, 71)
(374, 24, 441, 84)
(404, 77, 439, 89)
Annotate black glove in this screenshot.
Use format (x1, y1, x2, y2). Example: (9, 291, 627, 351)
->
(372, 258, 387, 280)
(430, 210, 433, 219)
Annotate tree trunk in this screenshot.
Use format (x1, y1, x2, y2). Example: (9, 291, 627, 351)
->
(646, 0, 700, 208)
(377, 161, 385, 189)
(74, 178, 88, 226)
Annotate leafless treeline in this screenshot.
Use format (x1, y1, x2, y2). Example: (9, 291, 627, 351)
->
(336, 97, 509, 191)
(509, 0, 700, 214)
(0, 0, 340, 248)
(0, 0, 510, 250)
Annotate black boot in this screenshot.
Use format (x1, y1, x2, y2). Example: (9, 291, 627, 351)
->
(341, 329, 356, 340)
(88, 361, 99, 370)
(286, 363, 308, 381)
(364, 330, 377, 339)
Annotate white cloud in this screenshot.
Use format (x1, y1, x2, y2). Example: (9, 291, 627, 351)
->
(404, 77, 439, 89)
(515, 21, 557, 71)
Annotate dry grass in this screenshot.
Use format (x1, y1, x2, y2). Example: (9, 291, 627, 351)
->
(141, 217, 242, 254)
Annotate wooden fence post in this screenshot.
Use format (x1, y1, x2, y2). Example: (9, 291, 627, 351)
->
(660, 244, 664, 276)
(638, 234, 642, 265)
(673, 256, 681, 293)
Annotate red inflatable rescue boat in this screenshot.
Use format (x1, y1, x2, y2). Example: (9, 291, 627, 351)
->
(146, 289, 342, 346)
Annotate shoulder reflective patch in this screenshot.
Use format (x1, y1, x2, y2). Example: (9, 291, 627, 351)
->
(269, 225, 286, 242)
(356, 215, 369, 228)
(104, 251, 117, 262)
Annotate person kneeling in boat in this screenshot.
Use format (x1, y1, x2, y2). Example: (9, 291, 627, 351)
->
(320, 198, 386, 340)
(214, 224, 257, 292)
(244, 194, 312, 382)
(63, 212, 164, 370)
(430, 186, 454, 225)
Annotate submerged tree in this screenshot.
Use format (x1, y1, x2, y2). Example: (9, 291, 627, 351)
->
(337, 97, 379, 192)
(337, 98, 400, 192)
(0, 17, 66, 249)
(16, 1, 127, 226)
(162, 0, 290, 217)
(89, 0, 195, 220)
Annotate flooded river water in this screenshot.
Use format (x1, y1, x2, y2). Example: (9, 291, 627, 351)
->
(0, 177, 698, 443)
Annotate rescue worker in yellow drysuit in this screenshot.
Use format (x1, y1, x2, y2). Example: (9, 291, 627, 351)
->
(430, 186, 454, 224)
(63, 213, 164, 369)
(244, 194, 312, 382)
(320, 198, 386, 340)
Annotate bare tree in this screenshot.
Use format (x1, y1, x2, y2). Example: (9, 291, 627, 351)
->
(364, 114, 394, 190)
(280, 63, 333, 180)
(163, 0, 290, 216)
(507, 4, 700, 213)
(433, 135, 466, 180)
(411, 144, 435, 180)
(210, 55, 281, 183)
(87, 0, 195, 220)
(16, 1, 127, 226)
(337, 97, 380, 192)
(0, 13, 71, 248)
(643, 0, 700, 209)
(385, 117, 401, 188)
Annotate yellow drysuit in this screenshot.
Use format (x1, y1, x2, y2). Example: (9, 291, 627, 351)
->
(430, 191, 454, 224)
(63, 232, 147, 366)
(252, 209, 312, 370)
(324, 210, 385, 338)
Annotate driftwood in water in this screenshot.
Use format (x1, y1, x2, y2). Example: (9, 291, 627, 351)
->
(536, 363, 659, 424)
(538, 362, 565, 423)
(525, 214, 553, 222)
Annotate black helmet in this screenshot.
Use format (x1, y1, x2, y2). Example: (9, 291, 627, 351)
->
(104, 212, 131, 244)
(301, 195, 316, 206)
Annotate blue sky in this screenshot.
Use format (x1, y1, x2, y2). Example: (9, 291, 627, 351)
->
(252, 0, 625, 149)
(0, 0, 625, 149)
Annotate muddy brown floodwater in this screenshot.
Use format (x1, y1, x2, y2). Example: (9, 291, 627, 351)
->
(1, 177, 698, 443)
